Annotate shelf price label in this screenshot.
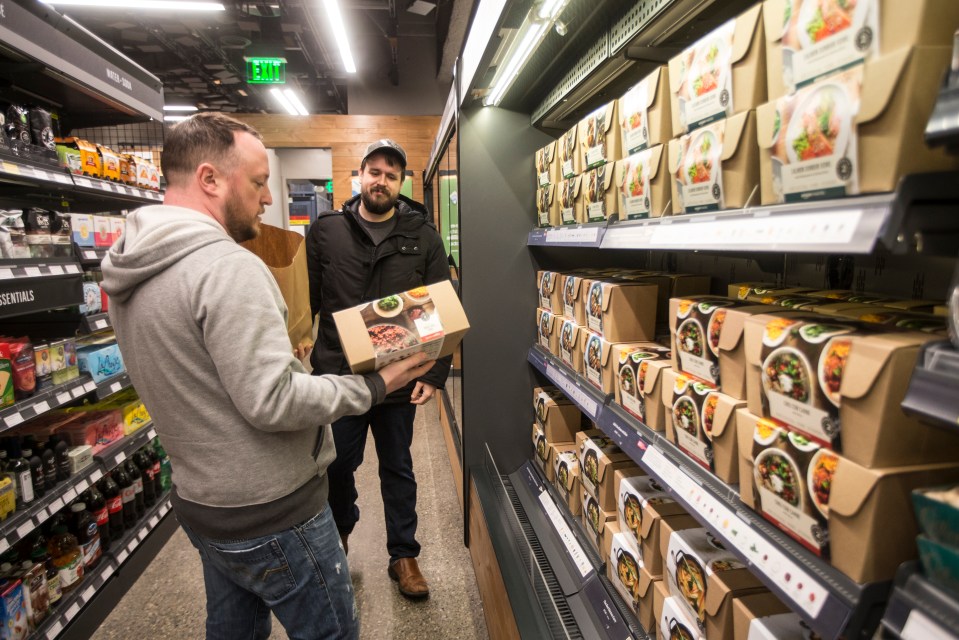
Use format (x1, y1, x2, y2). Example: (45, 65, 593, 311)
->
(4, 413, 22, 428)
(24, 267, 41, 277)
(545, 363, 599, 418)
(546, 226, 600, 245)
(901, 610, 954, 640)
(16, 521, 34, 539)
(110, 381, 122, 394)
(56, 392, 72, 405)
(34, 401, 50, 414)
(47, 620, 63, 638)
(65, 264, 81, 274)
(538, 490, 592, 578)
(94, 319, 108, 330)
(0, 269, 13, 280)
(47, 265, 64, 275)
(84, 382, 96, 393)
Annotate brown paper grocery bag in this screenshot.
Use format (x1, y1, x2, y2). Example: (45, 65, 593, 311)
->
(241, 224, 313, 350)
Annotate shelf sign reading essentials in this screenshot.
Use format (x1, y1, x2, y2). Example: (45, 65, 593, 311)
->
(246, 58, 286, 84)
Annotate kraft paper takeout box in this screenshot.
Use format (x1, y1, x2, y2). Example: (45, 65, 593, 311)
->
(582, 485, 619, 552)
(668, 4, 766, 136)
(762, 0, 959, 99)
(333, 280, 469, 374)
(618, 471, 693, 578)
(561, 273, 588, 324)
(584, 334, 660, 396)
(535, 140, 559, 188)
(536, 308, 559, 356)
(614, 344, 672, 427)
(756, 46, 959, 205)
(576, 429, 642, 511)
(585, 280, 658, 343)
(607, 524, 645, 616)
(558, 174, 584, 225)
(732, 591, 801, 640)
(737, 409, 959, 583)
(669, 110, 760, 214)
(537, 270, 563, 313)
(560, 123, 582, 179)
(582, 162, 618, 223)
(742, 313, 959, 466)
(533, 426, 572, 483)
(619, 67, 672, 156)
(553, 446, 582, 516)
(536, 183, 560, 227)
(533, 386, 582, 443)
(615, 145, 671, 221)
(580, 101, 622, 170)
(557, 319, 587, 374)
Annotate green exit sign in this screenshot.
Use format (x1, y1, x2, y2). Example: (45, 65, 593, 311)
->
(246, 58, 286, 84)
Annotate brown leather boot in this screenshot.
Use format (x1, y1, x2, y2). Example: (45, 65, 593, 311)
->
(388, 558, 430, 599)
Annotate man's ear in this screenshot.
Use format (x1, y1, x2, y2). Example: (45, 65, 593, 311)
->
(196, 162, 220, 197)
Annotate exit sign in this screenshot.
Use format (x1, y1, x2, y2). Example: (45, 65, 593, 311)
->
(246, 58, 286, 84)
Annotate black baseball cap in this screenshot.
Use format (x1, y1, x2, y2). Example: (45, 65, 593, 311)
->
(362, 138, 407, 169)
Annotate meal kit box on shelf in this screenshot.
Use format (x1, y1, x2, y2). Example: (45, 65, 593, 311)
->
(333, 281, 470, 374)
(576, 429, 642, 511)
(742, 313, 959, 466)
(652, 579, 671, 638)
(535, 184, 559, 227)
(660, 594, 705, 640)
(584, 334, 661, 396)
(668, 4, 766, 137)
(582, 484, 619, 552)
(614, 343, 673, 425)
(736, 409, 959, 583)
(582, 162, 618, 223)
(662, 369, 745, 483)
(560, 123, 582, 179)
(619, 67, 673, 156)
(756, 46, 959, 205)
(817, 305, 949, 335)
(553, 446, 582, 516)
(580, 101, 622, 170)
(537, 270, 563, 313)
(732, 591, 806, 640)
(558, 174, 584, 225)
(669, 110, 760, 214)
(536, 308, 559, 356)
(535, 140, 559, 188)
(664, 526, 767, 639)
(615, 145, 671, 220)
(533, 386, 582, 443)
(558, 319, 587, 374)
(584, 280, 658, 343)
(729, 283, 816, 302)
(561, 273, 589, 324)
(762, 0, 959, 99)
(608, 523, 663, 627)
(618, 471, 693, 577)
(532, 424, 566, 482)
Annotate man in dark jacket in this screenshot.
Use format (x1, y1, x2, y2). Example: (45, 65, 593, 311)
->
(306, 139, 451, 600)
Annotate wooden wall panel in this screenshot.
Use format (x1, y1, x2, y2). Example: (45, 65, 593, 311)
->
(233, 114, 440, 206)
(469, 481, 522, 640)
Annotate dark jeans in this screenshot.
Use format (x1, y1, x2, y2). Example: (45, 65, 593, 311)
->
(328, 402, 420, 563)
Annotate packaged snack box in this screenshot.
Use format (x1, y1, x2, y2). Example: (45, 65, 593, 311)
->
(535, 140, 558, 188)
(615, 145, 671, 220)
(619, 67, 672, 156)
(557, 174, 584, 225)
(582, 163, 618, 223)
(557, 319, 587, 374)
(580, 101, 622, 170)
(533, 386, 581, 443)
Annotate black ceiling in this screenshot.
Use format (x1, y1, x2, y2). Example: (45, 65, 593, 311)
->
(48, 0, 456, 115)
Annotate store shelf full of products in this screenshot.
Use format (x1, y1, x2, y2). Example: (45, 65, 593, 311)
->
(0, 375, 96, 432)
(880, 563, 959, 640)
(902, 341, 959, 434)
(528, 344, 890, 640)
(0, 257, 84, 320)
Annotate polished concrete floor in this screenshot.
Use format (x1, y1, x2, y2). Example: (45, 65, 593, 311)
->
(90, 396, 487, 640)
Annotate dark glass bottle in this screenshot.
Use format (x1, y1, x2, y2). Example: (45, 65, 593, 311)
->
(124, 460, 144, 520)
(98, 474, 124, 534)
(114, 465, 136, 530)
(7, 439, 34, 509)
(22, 441, 45, 499)
(134, 450, 156, 508)
(83, 486, 110, 551)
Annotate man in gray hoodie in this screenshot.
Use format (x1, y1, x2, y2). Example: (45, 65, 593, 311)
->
(100, 112, 434, 640)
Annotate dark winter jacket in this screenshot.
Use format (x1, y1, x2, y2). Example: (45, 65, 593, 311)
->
(306, 193, 452, 402)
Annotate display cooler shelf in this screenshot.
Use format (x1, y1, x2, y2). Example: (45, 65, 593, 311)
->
(75, 247, 108, 268)
(527, 172, 959, 256)
(93, 372, 131, 401)
(93, 423, 156, 470)
(0, 375, 95, 431)
(925, 81, 959, 154)
(902, 341, 959, 433)
(881, 563, 959, 639)
(528, 345, 891, 640)
(0, 260, 83, 319)
(80, 312, 111, 334)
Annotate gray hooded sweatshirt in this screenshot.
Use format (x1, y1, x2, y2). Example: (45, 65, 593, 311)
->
(101, 205, 383, 539)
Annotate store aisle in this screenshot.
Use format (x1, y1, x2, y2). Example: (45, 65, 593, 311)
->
(91, 400, 488, 640)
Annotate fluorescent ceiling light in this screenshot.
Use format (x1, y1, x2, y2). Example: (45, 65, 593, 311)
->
(283, 89, 309, 116)
(270, 87, 300, 115)
(163, 105, 198, 112)
(537, 0, 569, 20)
(41, 0, 225, 10)
(485, 21, 547, 106)
(323, 0, 356, 73)
(164, 115, 190, 122)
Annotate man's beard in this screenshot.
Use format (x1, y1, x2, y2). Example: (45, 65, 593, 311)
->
(361, 187, 397, 215)
(224, 192, 259, 243)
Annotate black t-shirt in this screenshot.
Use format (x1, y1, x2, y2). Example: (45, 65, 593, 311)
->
(357, 214, 397, 246)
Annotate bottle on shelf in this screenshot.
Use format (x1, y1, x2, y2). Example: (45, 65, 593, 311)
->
(145, 444, 162, 499)
(0, 447, 8, 471)
(124, 459, 144, 520)
(69, 502, 101, 571)
(50, 435, 70, 483)
(98, 474, 123, 535)
(114, 464, 136, 531)
(83, 485, 110, 551)
(22, 441, 45, 500)
(133, 449, 156, 508)
(18, 558, 49, 629)
(154, 438, 171, 493)
(48, 520, 83, 593)
(6, 439, 34, 510)
(30, 535, 61, 609)
(40, 440, 56, 491)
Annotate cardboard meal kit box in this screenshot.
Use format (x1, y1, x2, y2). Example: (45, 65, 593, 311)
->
(614, 343, 672, 424)
(729, 283, 815, 302)
(585, 280, 658, 343)
(615, 146, 671, 221)
(537, 308, 559, 355)
(576, 429, 641, 511)
(737, 409, 959, 583)
(619, 67, 673, 156)
(560, 123, 582, 179)
(536, 183, 560, 227)
(533, 386, 582, 443)
(531, 423, 557, 481)
(585, 334, 661, 396)
(618, 471, 693, 577)
(538, 270, 563, 313)
(742, 313, 959, 467)
(558, 175, 584, 225)
(553, 446, 582, 516)
(762, 0, 959, 99)
(756, 46, 959, 206)
(660, 595, 705, 640)
(583, 163, 618, 223)
(669, 111, 760, 214)
(558, 319, 587, 374)
(333, 280, 469, 374)
(561, 273, 589, 324)
(535, 140, 559, 188)
(607, 523, 645, 615)
(580, 101, 622, 170)
(582, 484, 618, 551)
(668, 4, 766, 137)
(732, 591, 808, 640)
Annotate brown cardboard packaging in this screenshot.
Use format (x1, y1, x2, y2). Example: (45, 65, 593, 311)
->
(584, 334, 661, 396)
(660, 595, 704, 640)
(668, 111, 760, 214)
(652, 579, 671, 637)
(576, 429, 642, 511)
(619, 67, 672, 156)
(582, 162, 618, 223)
(641, 359, 673, 431)
(614, 344, 673, 426)
(623, 273, 712, 328)
(716, 304, 780, 401)
(536, 308, 559, 356)
(533, 386, 582, 442)
(743, 314, 959, 466)
(560, 123, 582, 179)
(557, 174, 584, 225)
(535, 140, 559, 188)
(607, 523, 641, 615)
(333, 280, 469, 374)
(756, 46, 959, 205)
(584, 280, 658, 343)
(557, 319, 587, 374)
(615, 145, 671, 220)
(537, 270, 563, 313)
(617, 471, 689, 562)
(553, 446, 582, 516)
(731, 591, 799, 640)
(581, 101, 622, 170)
(560, 273, 588, 324)
(536, 183, 560, 227)
(763, 0, 959, 99)
(636, 565, 662, 635)
(728, 283, 815, 302)
(668, 4, 766, 136)
(582, 485, 618, 552)
(532, 425, 571, 482)
(641, 504, 698, 580)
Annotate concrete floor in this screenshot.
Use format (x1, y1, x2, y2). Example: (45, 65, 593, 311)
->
(90, 395, 487, 640)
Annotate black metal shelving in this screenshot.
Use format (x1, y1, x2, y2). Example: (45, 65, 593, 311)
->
(0, 375, 95, 431)
(0, 258, 84, 319)
(881, 563, 959, 639)
(92, 372, 132, 402)
(902, 341, 959, 433)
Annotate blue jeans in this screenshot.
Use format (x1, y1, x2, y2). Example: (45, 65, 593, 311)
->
(328, 403, 420, 562)
(180, 506, 358, 640)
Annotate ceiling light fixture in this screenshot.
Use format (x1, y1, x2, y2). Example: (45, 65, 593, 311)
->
(164, 115, 190, 122)
(283, 89, 310, 116)
(270, 87, 302, 115)
(40, 0, 225, 10)
(406, 1, 436, 15)
(163, 105, 198, 112)
(323, 0, 356, 73)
